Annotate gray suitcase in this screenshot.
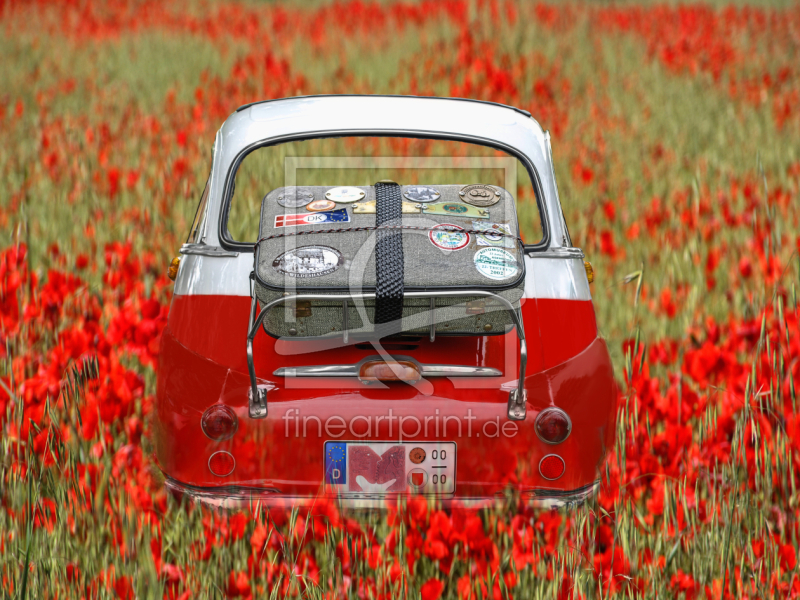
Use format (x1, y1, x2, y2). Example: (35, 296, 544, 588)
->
(252, 183, 525, 340)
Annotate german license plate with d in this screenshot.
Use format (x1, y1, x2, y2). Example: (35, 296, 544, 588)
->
(324, 441, 456, 496)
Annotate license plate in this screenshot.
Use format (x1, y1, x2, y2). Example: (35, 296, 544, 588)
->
(324, 441, 456, 496)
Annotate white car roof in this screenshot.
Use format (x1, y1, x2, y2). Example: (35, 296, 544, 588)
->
(204, 95, 566, 250)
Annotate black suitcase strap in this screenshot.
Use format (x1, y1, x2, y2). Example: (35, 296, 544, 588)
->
(374, 182, 404, 330)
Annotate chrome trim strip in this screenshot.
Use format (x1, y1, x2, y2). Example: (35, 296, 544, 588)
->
(544, 132, 572, 248)
(275, 365, 357, 377)
(529, 248, 584, 259)
(422, 365, 502, 377)
(181, 243, 239, 258)
(273, 363, 503, 378)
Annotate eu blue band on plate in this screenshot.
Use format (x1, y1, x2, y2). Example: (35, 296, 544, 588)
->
(325, 442, 347, 485)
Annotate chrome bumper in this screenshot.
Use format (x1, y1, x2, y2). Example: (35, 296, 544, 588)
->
(164, 476, 600, 511)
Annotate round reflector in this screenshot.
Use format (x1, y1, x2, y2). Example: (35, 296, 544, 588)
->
(208, 451, 235, 477)
(539, 454, 565, 480)
(534, 407, 572, 444)
(201, 405, 238, 441)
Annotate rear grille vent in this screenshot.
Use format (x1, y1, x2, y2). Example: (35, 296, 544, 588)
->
(354, 343, 419, 352)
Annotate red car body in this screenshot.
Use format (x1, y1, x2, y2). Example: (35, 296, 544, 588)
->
(154, 96, 617, 509)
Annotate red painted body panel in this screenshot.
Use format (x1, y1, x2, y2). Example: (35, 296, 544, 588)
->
(154, 294, 617, 501)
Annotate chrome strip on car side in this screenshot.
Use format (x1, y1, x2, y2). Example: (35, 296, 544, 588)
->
(530, 247, 584, 259)
(180, 243, 239, 257)
(273, 364, 503, 378)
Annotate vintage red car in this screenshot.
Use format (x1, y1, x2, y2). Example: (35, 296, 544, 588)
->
(155, 95, 617, 509)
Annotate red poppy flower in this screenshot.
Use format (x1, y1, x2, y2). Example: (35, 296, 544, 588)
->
(779, 544, 797, 571)
(226, 571, 251, 598)
(420, 578, 445, 600)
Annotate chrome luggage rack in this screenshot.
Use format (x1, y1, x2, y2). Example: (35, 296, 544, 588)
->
(246, 287, 528, 421)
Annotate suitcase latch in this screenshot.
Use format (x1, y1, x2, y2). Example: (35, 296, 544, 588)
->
(466, 300, 486, 315)
(291, 300, 312, 318)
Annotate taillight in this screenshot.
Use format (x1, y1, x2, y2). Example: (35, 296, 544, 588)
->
(539, 454, 565, 480)
(534, 407, 571, 444)
(208, 451, 235, 477)
(201, 405, 238, 441)
(359, 360, 421, 384)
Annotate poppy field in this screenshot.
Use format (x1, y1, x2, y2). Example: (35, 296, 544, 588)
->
(2, 0, 800, 598)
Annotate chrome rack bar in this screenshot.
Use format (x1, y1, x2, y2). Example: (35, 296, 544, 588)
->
(247, 290, 528, 421)
(246, 290, 267, 418)
(429, 297, 436, 343)
(342, 299, 349, 345)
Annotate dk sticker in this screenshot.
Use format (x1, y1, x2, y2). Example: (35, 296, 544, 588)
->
(274, 209, 350, 228)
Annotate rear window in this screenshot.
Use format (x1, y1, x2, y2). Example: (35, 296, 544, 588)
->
(223, 136, 545, 246)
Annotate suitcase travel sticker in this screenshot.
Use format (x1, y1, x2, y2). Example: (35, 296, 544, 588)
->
(420, 203, 489, 219)
(272, 245, 342, 278)
(473, 247, 520, 280)
(429, 223, 469, 251)
(274, 208, 350, 228)
(472, 221, 516, 248)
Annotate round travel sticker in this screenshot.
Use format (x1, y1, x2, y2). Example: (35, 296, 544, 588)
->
(307, 199, 336, 212)
(325, 186, 365, 203)
(460, 184, 501, 207)
(473, 247, 520, 280)
(403, 186, 441, 203)
(277, 189, 314, 209)
(429, 223, 469, 251)
(272, 245, 343, 278)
